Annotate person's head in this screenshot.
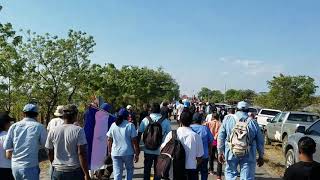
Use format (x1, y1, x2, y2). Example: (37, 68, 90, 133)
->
(101, 103, 112, 113)
(192, 112, 203, 124)
(236, 101, 249, 113)
(143, 104, 150, 111)
(54, 105, 64, 117)
(298, 136, 316, 160)
(116, 108, 129, 126)
(23, 104, 39, 118)
(180, 110, 193, 127)
(0, 112, 14, 132)
(212, 112, 219, 120)
(228, 108, 236, 114)
(151, 103, 161, 114)
(62, 104, 78, 124)
(162, 101, 168, 107)
(126, 105, 133, 112)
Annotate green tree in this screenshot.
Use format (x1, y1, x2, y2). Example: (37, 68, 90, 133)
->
(19, 30, 95, 124)
(254, 74, 318, 110)
(0, 23, 23, 112)
(198, 87, 212, 101)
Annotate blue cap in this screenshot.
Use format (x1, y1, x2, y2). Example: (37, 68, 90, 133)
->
(184, 101, 191, 108)
(101, 103, 112, 112)
(237, 101, 249, 110)
(118, 108, 129, 118)
(23, 104, 38, 113)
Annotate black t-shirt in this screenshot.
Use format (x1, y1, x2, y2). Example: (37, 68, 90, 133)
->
(283, 161, 320, 180)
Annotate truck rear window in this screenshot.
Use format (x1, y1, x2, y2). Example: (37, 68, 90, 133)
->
(260, 110, 280, 116)
(287, 114, 317, 122)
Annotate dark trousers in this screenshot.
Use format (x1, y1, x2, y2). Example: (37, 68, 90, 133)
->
(0, 168, 14, 180)
(52, 168, 84, 180)
(185, 169, 198, 180)
(209, 146, 223, 177)
(197, 158, 208, 180)
(144, 153, 160, 180)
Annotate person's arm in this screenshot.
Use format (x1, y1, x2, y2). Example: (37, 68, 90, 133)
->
(196, 134, 204, 165)
(45, 131, 54, 163)
(3, 126, 14, 159)
(138, 119, 146, 143)
(250, 120, 265, 166)
(5, 150, 12, 160)
(78, 145, 91, 180)
(77, 129, 90, 180)
(207, 127, 214, 157)
(107, 137, 113, 156)
(40, 125, 48, 147)
(217, 119, 227, 155)
(132, 137, 140, 163)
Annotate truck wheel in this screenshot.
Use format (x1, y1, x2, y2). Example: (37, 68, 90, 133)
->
(285, 149, 295, 168)
(282, 135, 288, 152)
(264, 131, 271, 145)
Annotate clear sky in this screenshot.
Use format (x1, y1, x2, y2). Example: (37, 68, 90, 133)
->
(1, 0, 320, 95)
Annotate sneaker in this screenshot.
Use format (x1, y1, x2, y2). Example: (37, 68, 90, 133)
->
(208, 171, 214, 175)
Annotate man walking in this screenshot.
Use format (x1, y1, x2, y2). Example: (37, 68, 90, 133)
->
(138, 103, 171, 180)
(3, 103, 47, 180)
(284, 136, 320, 180)
(217, 101, 264, 180)
(47, 105, 64, 132)
(45, 104, 91, 180)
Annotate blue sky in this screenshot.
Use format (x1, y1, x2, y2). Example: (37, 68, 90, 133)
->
(1, 0, 320, 95)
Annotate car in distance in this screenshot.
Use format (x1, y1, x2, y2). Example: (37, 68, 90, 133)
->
(284, 120, 320, 168)
(257, 108, 281, 130)
(265, 111, 319, 151)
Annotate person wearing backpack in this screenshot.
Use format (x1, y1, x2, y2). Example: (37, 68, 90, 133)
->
(217, 101, 265, 180)
(161, 109, 204, 180)
(190, 112, 213, 180)
(138, 103, 171, 180)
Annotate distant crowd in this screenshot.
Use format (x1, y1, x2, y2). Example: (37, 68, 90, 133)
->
(0, 99, 320, 180)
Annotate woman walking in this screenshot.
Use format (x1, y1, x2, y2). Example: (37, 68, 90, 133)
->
(107, 108, 140, 180)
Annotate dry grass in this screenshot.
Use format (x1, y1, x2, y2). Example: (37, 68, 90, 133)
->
(264, 144, 286, 177)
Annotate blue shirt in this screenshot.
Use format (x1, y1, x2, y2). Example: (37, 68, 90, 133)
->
(139, 113, 171, 155)
(107, 120, 137, 156)
(3, 118, 47, 168)
(190, 124, 214, 159)
(217, 112, 264, 163)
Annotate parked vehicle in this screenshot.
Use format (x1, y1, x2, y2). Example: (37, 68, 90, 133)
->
(284, 120, 320, 168)
(257, 109, 281, 130)
(265, 111, 320, 151)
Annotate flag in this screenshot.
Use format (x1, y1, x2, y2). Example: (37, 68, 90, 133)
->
(84, 106, 116, 170)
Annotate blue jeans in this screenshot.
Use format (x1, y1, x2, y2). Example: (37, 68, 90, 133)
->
(52, 168, 84, 180)
(144, 153, 160, 180)
(12, 166, 40, 180)
(197, 158, 208, 180)
(225, 159, 256, 180)
(112, 155, 134, 180)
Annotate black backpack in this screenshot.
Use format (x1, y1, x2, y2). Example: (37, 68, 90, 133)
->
(155, 130, 186, 180)
(143, 116, 165, 150)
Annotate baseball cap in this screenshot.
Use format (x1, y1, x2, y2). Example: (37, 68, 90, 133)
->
(101, 103, 112, 112)
(184, 101, 191, 108)
(23, 104, 38, 113)
(237, 101, 249, 110)
(118, 108, 129, 118)
(54, 105, 64, 117)
(126, 105, 133, 110)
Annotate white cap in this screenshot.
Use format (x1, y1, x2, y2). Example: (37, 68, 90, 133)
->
(237, 101, 249, 110)
(126, 105, 133, 110)
(54, 105, 64, 117)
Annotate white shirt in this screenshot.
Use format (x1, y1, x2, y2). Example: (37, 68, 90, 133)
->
(205, 114, 213, 122)
(0, 131, 11, 168)
(161, 127, 204, 169)
(47, 117, 64, 132)
(176, 104, 184, 120)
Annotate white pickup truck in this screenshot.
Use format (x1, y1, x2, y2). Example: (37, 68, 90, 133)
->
(257, 108, 281, 130)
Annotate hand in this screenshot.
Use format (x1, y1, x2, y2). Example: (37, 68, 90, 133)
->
(257, 157, 264, 167)
(134, 154, 139, 163)
(84, 175, 91, 180)
(218, 154, 225, 164)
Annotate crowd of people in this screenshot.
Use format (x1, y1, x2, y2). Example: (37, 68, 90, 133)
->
(0, 99, 320, 180)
